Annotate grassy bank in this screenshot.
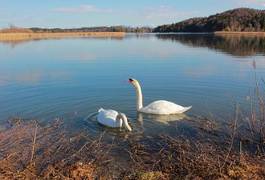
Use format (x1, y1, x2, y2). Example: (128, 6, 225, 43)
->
(215, 31, 265, 36)
(0, 32, 125, 41)
(0, 114, 264, 179)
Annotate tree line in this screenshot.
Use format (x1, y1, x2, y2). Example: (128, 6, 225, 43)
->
(1, 8, 264, 34)
(154, 8, 265, 32)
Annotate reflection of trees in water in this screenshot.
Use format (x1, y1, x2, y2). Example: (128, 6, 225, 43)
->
(156, 34, 265, 57)
(0, 39, 43, 48)
(0, 36, 125, 48)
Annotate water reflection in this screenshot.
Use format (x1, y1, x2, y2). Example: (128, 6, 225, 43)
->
(0, 33, 264, 135)
(82, 111, 188, 138)
(0, 36, 125, 48)
(156, 34, 265, 57)
(2, 33, 265, 57)
(137, 112, 187, 125)
(0, 70, 70, 85)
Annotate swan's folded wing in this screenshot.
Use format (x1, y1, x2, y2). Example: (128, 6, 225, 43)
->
(140, 100, 190, 115)
(97, 109, 119, 127)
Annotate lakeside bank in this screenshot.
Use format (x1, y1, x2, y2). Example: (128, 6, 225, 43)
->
(0, 32, 125, 41)
(214, 31, 265, 36)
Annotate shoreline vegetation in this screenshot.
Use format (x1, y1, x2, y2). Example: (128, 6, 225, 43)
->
(0, 113, 264, 179)
(214, 31, 265, 36)
(0, 31, 265, 42)
(0, 32, 125, 41)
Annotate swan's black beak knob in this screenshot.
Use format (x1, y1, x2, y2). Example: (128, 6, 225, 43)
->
(128, 78, 133, 83)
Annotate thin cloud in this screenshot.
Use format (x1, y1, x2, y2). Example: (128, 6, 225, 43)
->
(236, 0, 265, 7)
(143, 5, 198, 20)
(53, 4, 112, 14)
(247, 0, 265, 6)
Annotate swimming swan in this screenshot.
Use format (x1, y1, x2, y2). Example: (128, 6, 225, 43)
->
(97, 108, 132, 131)
(129, 78, 192, 115)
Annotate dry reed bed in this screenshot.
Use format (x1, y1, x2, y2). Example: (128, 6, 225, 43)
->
(0, 32, 125, 41)
(0, 119, 114, 179)
(123, 135, 265, 179)
(215, 31, 265, 36)
(0, 116, 264, 179)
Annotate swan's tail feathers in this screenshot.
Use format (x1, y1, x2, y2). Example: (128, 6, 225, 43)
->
(179, 106, 192, 113)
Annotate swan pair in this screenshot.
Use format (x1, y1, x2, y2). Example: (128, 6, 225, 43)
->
(96, 78, 191, 131)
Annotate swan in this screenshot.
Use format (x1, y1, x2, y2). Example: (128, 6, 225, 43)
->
(129, 78, 192, 115)
(97, 108, 132, 131)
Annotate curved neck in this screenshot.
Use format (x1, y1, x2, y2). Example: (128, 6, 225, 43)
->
(134, 83, 143, 111)
(115, 114, 122, 127)
(122, 117, 132, 131)
(118, 113, 132, 131)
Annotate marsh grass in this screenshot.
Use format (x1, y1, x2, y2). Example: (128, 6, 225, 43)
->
(0, 114, 264, 179)
(0, 119, 115, 179)
(0, 32, 125, 42)
(234, 61, 265, 155)
(215, 31, 265, 36)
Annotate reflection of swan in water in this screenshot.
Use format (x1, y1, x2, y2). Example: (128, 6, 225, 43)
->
(137, 112, 189, 125)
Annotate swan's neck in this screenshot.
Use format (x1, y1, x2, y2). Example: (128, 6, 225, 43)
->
(122, 116, 132, 132)
(135, 83, 143, 111)
(116, 114, 123, 127)
(117, 113, 132, 131)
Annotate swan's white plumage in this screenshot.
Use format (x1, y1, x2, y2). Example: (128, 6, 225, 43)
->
(139, 100, 192, 115)
(129, 78, 192, 115)
(97, 108, 122, 128)
(139, 100, 191, 114)
(97, 108, 132, 131)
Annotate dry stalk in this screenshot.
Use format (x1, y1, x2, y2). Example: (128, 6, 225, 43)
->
(30, 121, 38, 163)
(221, 104, 239, 170)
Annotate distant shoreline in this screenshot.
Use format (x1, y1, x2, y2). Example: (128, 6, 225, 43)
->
(155, 31, 265, 35)
(0, 31, 264, 42)
(0, 32, 125, 41)
(214, 31, 265, 35)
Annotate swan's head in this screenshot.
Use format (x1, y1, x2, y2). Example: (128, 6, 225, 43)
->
(128, 78, 140, 88)
(119, 113, 132, 132)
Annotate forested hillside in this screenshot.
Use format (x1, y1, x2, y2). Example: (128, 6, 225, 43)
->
(154, 8, 265, 32)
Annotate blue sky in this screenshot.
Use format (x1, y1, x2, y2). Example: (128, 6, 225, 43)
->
(0, 0, 264, 28)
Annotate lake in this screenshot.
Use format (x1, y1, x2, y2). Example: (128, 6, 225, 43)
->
(0, 34, 264, 136)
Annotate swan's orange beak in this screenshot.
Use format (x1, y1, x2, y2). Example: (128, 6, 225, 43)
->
(128, 78, 133, 83)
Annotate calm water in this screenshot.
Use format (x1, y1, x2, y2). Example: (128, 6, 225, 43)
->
(0, 34, 264, 136)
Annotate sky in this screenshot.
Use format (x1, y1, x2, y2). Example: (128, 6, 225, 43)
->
(0, 0, 264, 28)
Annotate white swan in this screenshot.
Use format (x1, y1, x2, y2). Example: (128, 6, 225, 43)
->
(97, 108, 132, 131)
(129, 78, 192, 115)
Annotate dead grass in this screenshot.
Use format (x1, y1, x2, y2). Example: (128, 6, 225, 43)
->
(215, 31, 265, 36)
(0, 119, 114, 179)
(0, 32, 125, 41)
(120, 135, 265, 179)
(0, 117, 264, 179)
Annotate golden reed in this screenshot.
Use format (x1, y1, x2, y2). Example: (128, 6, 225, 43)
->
(0, 32, 125, 41)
